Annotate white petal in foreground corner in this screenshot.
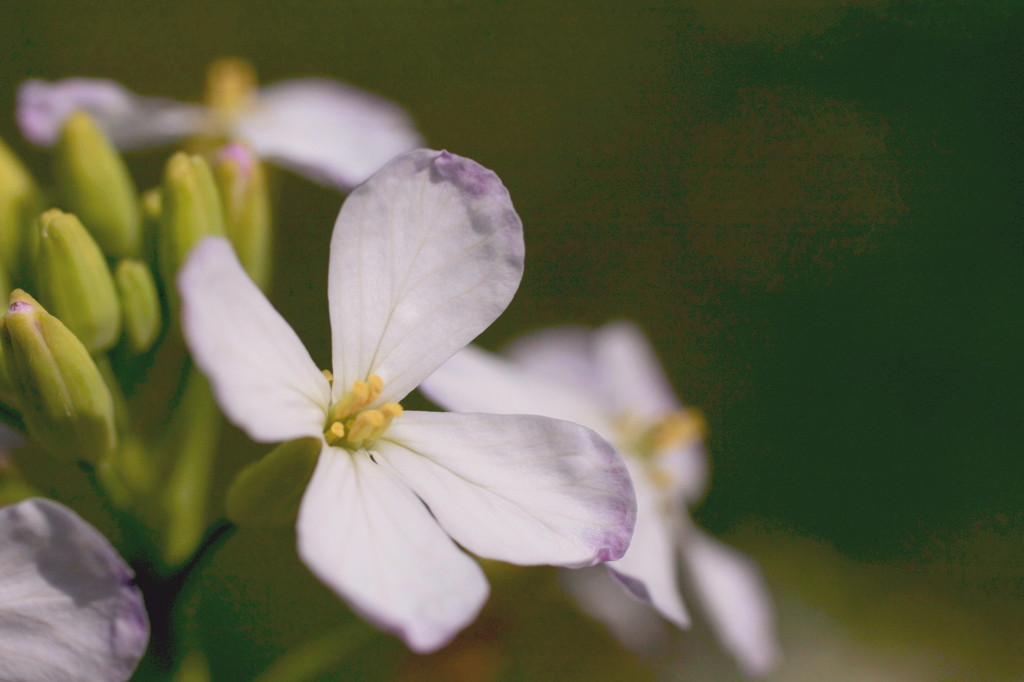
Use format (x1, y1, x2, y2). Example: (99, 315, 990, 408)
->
(0, 498, 149, 682)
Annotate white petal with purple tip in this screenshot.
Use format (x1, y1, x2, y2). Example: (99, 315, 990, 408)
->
(328, 149, 524, 405)
(377, 412, 636, 567)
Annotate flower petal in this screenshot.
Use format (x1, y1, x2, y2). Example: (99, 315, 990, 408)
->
(682, 529, 780, 676)
(504, 325, 606, 397)
(559, 566, 671, 652)
(179, 237, 330, 442)
(296, 445, 489, 653)
(376, 411, 636, 567)
(592, 321, 682, 417)
(507, 322, 682, 418)
(237, 79, 423, 190)
(17, 77, 204, 149)
(328, 150, 524, 404)
(420, 344, 607, 431)
(606, 461, 690, 628)
(0, 498, 148, 682)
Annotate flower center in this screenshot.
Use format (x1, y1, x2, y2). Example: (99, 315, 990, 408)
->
(322, 373, 403, 450)
(204, 57, 258, 123)
(617, 409, 706, 490)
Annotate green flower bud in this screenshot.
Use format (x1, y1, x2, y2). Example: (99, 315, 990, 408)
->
(36, 209, 122, 354)
(0, 256, 9, 303)
(1, 290, 116, 462)
(0, 327, 19, 409)
(54, 112, 141, 258)
(0, 137, 43, 284)
(226, 437, 320, 526)
(159, 153, 226, 289)
(215, 144, 272, 290)
(115, 259, 162, 354)
(140, 187, 162, 259)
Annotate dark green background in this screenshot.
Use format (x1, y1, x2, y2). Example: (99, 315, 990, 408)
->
(1, 1, 1020, 679)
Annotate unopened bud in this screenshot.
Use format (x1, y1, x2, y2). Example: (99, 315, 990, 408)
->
(1, 290, 116, 462)
(215, 143, 271, 290)
(159, 153, 226, 288)
(115, 259, 162, 354)
(54, 112, 141, 258)
(36, 209, 122, 354)
(0, 137, 43, 284)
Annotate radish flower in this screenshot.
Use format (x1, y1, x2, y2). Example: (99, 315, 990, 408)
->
(422, 322, 779, 674)
(177, 150, 636, 652)
(18, 59, 422, 190)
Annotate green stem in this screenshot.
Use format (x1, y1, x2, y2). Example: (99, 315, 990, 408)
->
(252, 623, 378, 682)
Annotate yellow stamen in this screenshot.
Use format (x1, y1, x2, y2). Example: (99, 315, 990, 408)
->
(322, 369, 334, 384)
(205, 57, 257, 115)
(646, 411, 706, 452)
(323, 377, 402, 449)
(623, 409, 706, 459)
(324, 421, 346, 446)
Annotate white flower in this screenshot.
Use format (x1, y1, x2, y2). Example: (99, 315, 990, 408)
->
(0, 497, 149, 681)
(17, 59, 422, 190)
(421, 321, 780, 675)
(177, 149, 636, 653)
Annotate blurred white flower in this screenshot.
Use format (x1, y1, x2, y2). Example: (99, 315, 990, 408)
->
(0, 497, 148, 681)
(177, 149, 636, 653)
(422, 321, 780, 675)
(18, 59, 422, 190)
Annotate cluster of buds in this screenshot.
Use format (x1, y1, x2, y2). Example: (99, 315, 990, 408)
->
(0, 111, 269, 566)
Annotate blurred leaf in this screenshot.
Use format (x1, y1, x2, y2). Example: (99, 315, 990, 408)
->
(225, 437, 319, 527)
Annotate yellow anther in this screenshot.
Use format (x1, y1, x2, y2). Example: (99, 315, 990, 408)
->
(324, 421, 346, 446)
(379, 403, 403, 419)
(624, 409, 706, 459)
(367, 375, 384, 402)
(346, 410, 385, 447)
(205, 58, 257, 115)
(322, 369, 334, 384)
(329, 379, 370, 422)
(647, 411, 705, 452)
(323, 377, 403, 449)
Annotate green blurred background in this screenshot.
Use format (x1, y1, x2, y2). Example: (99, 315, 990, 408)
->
(1, 1, 1020, 679)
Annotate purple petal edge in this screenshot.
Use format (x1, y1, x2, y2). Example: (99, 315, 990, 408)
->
(430, 149, 504, 199)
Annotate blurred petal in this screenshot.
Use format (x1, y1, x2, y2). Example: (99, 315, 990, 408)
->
(18, 77, 203, 149)
(661, 441, 710, 505)
(560, 566, 671, 652)
(296, 446, 488, 653)
(179, 237, 330, 442)
(0, 498, 148, 681)
(377, 412, 636, 567)
(593, 321, 681, 417)
(328, 150, 524, 404)
(238, 79, 423, 189)
(606, 463, 690, 628)
(683, 529, 780, 676)
(504, 325, 605, 397)
(421, 345, 607, 431)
